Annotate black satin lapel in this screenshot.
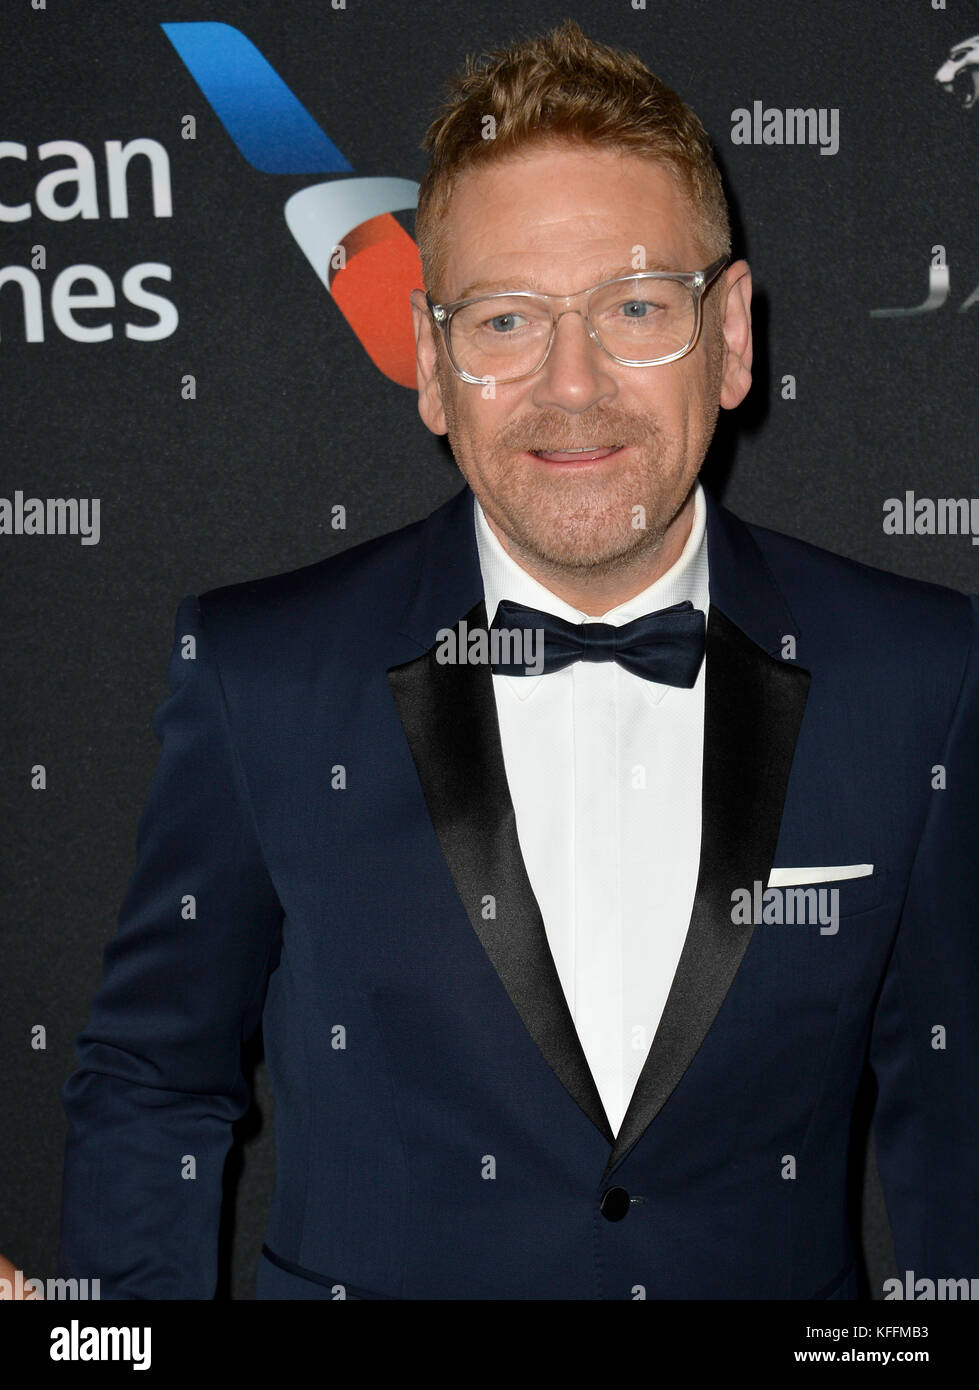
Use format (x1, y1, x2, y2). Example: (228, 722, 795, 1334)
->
(603, 605, 811, 1177)
(387, 599, 615, 1145)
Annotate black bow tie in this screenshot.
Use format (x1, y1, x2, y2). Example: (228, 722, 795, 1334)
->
(488, 598, 706, 686)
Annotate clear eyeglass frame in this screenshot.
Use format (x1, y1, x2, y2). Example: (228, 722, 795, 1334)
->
(426, 254, 730, 385)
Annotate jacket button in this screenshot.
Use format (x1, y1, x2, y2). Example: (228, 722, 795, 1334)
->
(600, 1186, 630, 1221)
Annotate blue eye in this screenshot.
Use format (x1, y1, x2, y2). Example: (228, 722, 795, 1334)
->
(605, 297, 671, 322)
(487, 314, 522, 333)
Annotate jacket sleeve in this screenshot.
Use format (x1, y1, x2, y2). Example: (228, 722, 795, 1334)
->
(57, 593, 283, 1298)
(868, 592, 979, 1287)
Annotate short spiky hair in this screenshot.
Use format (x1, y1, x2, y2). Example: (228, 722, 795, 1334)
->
(415, 19, 731, 298)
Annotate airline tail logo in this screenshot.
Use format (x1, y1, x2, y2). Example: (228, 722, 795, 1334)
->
(161, 21, 421, 387)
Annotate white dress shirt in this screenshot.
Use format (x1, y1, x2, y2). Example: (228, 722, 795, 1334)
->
(473, 483, 710, 1136)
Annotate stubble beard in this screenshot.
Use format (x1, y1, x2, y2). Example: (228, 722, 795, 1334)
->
(470, 441, 690, 579)
(435, 349, 719, 582)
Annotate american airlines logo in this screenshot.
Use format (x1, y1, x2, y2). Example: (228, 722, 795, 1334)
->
(162, 21, 422, 388)
(165, 26, 975, 342)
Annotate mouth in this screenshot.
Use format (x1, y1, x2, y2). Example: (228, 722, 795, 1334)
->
(526, 445, 625, 464)
(941, 71, 979, 108)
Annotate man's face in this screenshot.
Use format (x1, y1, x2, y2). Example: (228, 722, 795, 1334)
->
(411, 141, 752, 580)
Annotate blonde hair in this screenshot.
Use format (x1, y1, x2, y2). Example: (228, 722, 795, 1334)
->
(415, 18, 731, 298)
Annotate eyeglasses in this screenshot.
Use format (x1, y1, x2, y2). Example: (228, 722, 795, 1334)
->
(426, 255, 729, 385)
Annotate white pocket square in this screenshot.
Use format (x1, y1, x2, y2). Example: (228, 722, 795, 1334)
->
(766, 864, 874, 888)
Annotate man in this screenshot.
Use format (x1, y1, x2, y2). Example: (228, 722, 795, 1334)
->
(58, 20, 978, 1300)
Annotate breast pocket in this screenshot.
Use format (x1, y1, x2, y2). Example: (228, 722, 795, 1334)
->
(766, 863, 887, 920)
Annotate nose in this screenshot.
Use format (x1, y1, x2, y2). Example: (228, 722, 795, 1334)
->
(530, 308, 617, 415)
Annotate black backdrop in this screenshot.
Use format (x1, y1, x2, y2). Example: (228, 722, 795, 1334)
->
(2, 0, 976, 1300)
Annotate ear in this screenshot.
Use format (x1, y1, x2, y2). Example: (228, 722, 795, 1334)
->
(717, 260, 753, 410)
(410, 288, 448, 436)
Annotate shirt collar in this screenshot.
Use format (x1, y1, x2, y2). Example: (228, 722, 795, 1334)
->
(473, 480, 710, 703)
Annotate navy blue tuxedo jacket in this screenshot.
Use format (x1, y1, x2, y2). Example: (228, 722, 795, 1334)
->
(58, 481, 979, 1299)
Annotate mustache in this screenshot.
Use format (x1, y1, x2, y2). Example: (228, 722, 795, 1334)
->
(499, 412, 659, 452)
